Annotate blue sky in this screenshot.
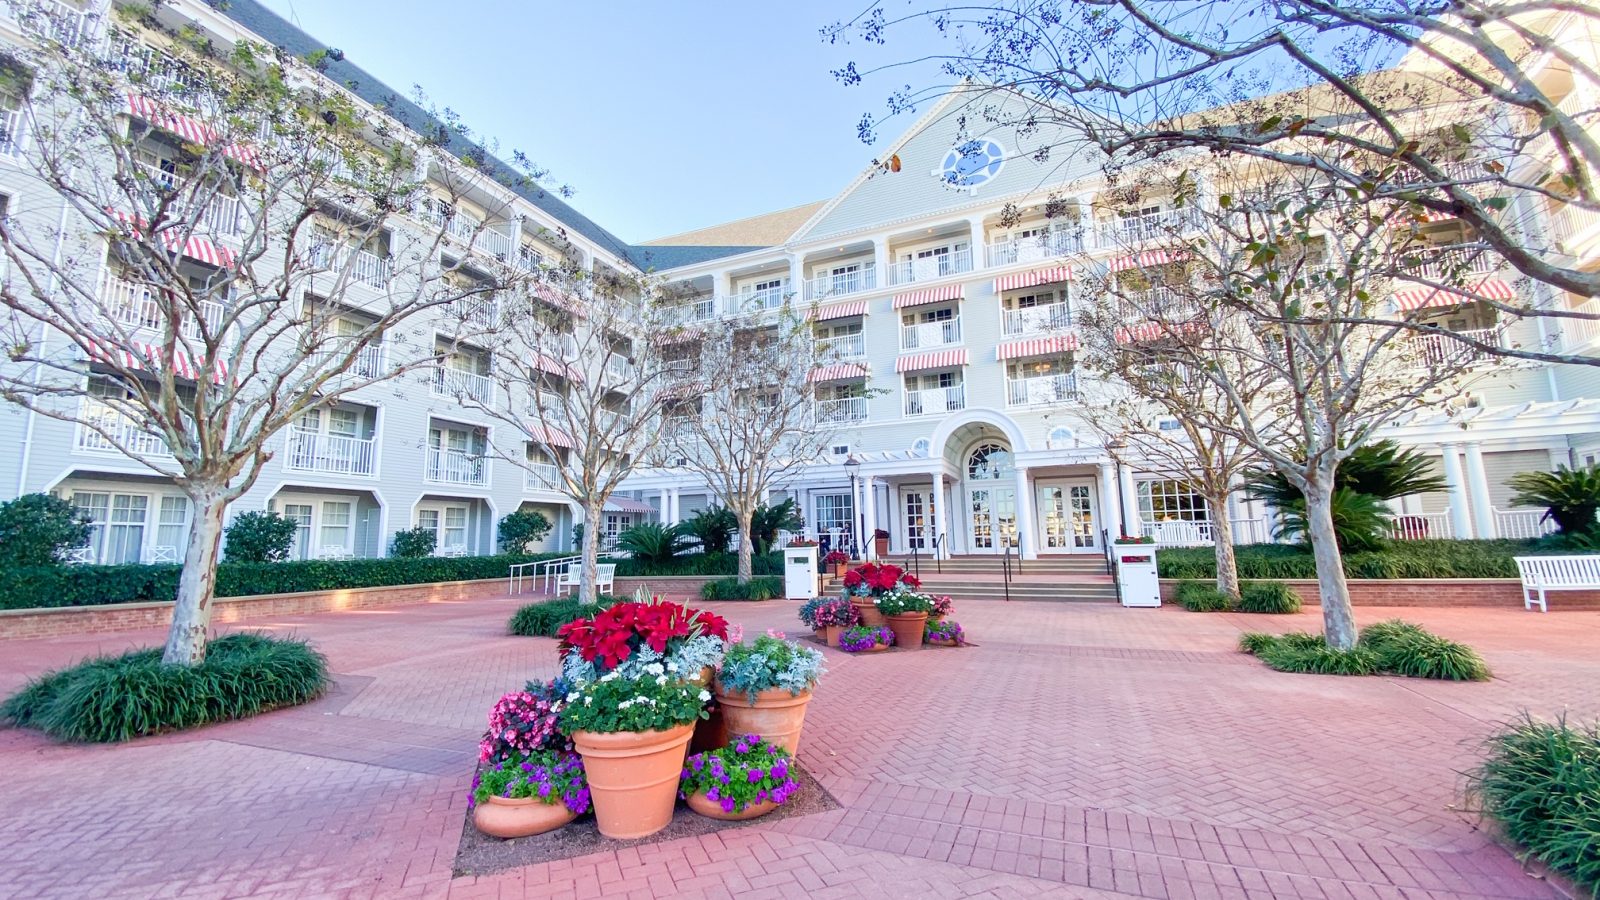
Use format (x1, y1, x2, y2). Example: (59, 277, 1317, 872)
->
(256, 0, 934, 243)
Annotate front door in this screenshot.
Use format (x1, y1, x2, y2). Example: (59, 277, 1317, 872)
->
(968, 486, 1017, 554)
(1037, 482, 1098, 552)
(902, 489, 931, 552)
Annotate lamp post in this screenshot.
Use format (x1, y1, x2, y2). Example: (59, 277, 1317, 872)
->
(1106, 435, 1129, 541)
(843, 454, 863, 560)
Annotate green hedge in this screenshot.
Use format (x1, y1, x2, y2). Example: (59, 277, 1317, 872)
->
(508, 595, 617, 637)
(606, 551, 783, 578)
(699, 576, 784, 601)
(1157, 539, 1549, 580)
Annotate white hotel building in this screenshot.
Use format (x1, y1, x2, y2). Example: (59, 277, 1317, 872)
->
(2, 0, 1599, 565)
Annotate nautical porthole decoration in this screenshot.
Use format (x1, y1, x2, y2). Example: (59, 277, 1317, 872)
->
(934, 138, 1005, 193)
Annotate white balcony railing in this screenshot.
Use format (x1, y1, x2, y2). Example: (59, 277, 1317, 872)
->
(99, 271, 224, 340)
(887, 248, 974, 286)
(1559, 298, 1600, 351)
(0, 105, 25, 158)
(284, 428, 376, 476)
(452, 295, 499, 328)
(901, 315, 962, 350)
(75, 398, 170, 457)
(1101, 207, 1204, 245)
(1410, 326, 1503, 367)
(525, 463, 560, 491)
(433, 366, 494, 404)
(133, 159, 244, 236)
(904, 384, 965, 417)
(1555, 201, 1600, 246)
(1002, 302, 1072, 336)
(1139, 518, 1276, 546)
(425, 447, 487, 485)
(669, 297, 716, 325)
(815, 396, 868, 424)
(1005, 373, 1078, 407)
(13, 0, 90, 47)
(603, 356, 635, 382)
(350, 249, 391, 288)
(1401, 244, 1500, 281)
(806, 265, 877, 302)
(1493, 507, 1557, 540)
(816, 332, 866, 359)
(733, 285, 787, 313)
(1384, 512, 1453, 541)
(985, 230, 1084, 267)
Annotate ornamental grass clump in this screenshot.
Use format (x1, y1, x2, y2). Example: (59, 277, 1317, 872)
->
(1236, 582, 1302, 614)
(680, 734, 801, 815)
(1468, 714, 1600, 895)
(479, 681, 570, 764)
(839, 625, 894, 652)
(1175, 581, 1235, 612)
(716, 635, 826, 704)
(557, 669, 711, 735)
(470, 749, 591, 814)
(1358, 619, 1491, 681)
(508, 596, 616, 637)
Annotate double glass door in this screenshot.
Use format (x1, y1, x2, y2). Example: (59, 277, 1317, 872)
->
(1037, 482, 1098, 551)
(903, 489, 931, 551)
(967, 487, 1017, 553)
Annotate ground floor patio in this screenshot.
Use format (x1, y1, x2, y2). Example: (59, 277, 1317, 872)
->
(1, 597, 1595, 899)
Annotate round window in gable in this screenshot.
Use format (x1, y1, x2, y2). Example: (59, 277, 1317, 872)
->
(934, 138, 1006, 192)
(1047, 426, 1075, 449)
(910, 437, 931, 456)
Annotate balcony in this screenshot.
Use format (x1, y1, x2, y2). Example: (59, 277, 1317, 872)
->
(13, 1, 89, 47)
(815, 332, 866, 359)
(1555, 200, 1600, 247)
(433, 366, 495, 404)
(452, 295, 500, 328)
(815, 396, 868, 425)
(1006, 373, 1078, 408)
(1100, 208, 1204, 245)
(901, 316, 962, 351)
(425, 447, 487, 486)
(1410, 326, 1503, 367)
(669, 297, 716, 325)
(349, 249, 391, 287)
(525, 463, 561, 491)
(805, 265, 877, 302)
(887, 248, 974, 286)
(985, 230, 1084, 267)
(1002, 302, 1072, 336)
(603, 356, 635, 382)
(904, 384, 965, 417)
(1401, 244, 1500, 281)
(133, 160, 244, 236)
(75, 398, 170, 457)
(284, 427, 376, 476)
(732, 284, 788, 314)
(1558, 298, 1600, 351)
(99, 271, 224, 340)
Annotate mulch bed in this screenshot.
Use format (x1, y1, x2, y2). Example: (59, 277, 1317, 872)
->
(451, 760, 840, 877)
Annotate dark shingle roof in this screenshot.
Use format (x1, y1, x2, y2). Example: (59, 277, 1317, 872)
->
(626, 245, 768, 271)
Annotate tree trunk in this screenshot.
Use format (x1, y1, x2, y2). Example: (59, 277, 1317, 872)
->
(1303, 483, 1357, 650)
(579, 502, 604, 605)
(162, 488, 228, 666)
(1209, 503, 1240, 599)
(736, 507, 754, 585)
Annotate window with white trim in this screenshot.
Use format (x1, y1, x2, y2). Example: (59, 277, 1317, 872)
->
(155, 496, 189, 555)
(72, 491, 148, 564)
(282, 502, 313, 560)
(320, 500, 353, 551)
(416, 509, 440, 545)
(1137, 479, 1211, 523)
(443, 506, 468, 551)
(813, 493, 854, 535)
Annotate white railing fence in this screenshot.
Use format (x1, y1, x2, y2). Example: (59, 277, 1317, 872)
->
(904, 384, 965, 416)
(806, 265, 877, 301)
(1384, 512, 1454, 541)
(815, 396, 868, 424)
(433, 366, 495, 404)
(1002, 303, 1072, 335)
(1493, 507, 1558, 540)
(887, 247, 974, 286)
(816, 332, 866, 359)
(1410, 326, 1502, 367)
(425, 447, 486, 485)
(75, 398, 171, 457)
(985, 230, 1084, 267)
(284, 428, 377, 476)
(1005, 373, 1077, 407)
(901, 316, 962, 350)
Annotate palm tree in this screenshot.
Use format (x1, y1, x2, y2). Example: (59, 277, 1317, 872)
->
(750, 498, 805, 555)
(1272, 489, 1393, 553)
(615, 522, 694, 565)
(1508, 466, 1600, 535)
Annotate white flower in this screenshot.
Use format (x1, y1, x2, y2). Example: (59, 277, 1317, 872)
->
(698, 690, 712, 702)
(584, 697, 593, 706)
(666, 661, 680, 673)
(655, 675, 668, 686)
(600, 671, 620, 682)
(618, 699, 634, 709)
(645, 662, 665, 677)
(566, 692, 579, 702)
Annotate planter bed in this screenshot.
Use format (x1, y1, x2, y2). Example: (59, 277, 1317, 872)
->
(1157, 578, 1600, 609)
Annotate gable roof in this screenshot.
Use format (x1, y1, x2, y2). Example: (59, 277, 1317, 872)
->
(642, 201, 827, 248)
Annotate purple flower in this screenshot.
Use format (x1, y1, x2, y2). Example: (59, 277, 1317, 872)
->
(747, 769, 764, 783)
(772, 760, 788, 779)
(707, 787, 720, 801)
(720, 797, 736, 813)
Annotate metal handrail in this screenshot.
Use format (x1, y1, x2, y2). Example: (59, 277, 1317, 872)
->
(1101, 528, 1122, 605)
(931, 532, 945, 575)
(1001, 537, 1015, 602)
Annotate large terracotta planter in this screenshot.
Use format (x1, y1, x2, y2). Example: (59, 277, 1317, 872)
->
(851, 598, 886, 627)
(873, 536, 889, 558)
(822, 624, 844, 648)
(571, 723, 694, 839)
(685, 789, 780, 821)
(886, 612, 929, 651)
(712, 681, 814, 756)
(472, 795, 577, 838)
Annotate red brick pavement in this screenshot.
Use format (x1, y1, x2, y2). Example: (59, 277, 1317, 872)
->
(1, 594, 1595, 899)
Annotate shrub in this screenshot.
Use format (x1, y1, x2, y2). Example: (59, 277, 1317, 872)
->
(1237, 582, 1302, 614)
(1359, 619, 1490, 681)
(1469, 715, 1600, 895)
(750, 498, 804, 555)
(608, 551, 782, 578)
(1239, 631, 1324, 654)
(1509, 465, 1600, 536)
(700, 576, 783, 601)
(716, 634, 826, 703)
(389, 526, 436, 559)
(508, 596, 616, 637)
(682, 506, 737, 554)
(616, 522, 693, 565)
(222, 510, 299, 563)
(1157, 539, 1545, 581)
(1175, 580, 1234, 612)
(498, 509, 553, 553)
(0, 493, 92, 566)
(1241, 633, 1380, 676)
(1246, 442, 1447, 551)
(1273, 488, 1395, 553)
(1, 633, 328, 742)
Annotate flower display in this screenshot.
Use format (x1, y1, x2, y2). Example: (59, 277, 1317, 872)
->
(478, 681, 569, 764)
(811, 597, 859, 629)
(470, 749, 591, 813)
(557, 597, 730, 672)
(875, 588, 935, 616)
(679, 734, 801, 814)
(822, 549, 850, 565)
(841, 562, 920, 597)
(561, 634, 726, 686)
(797, 596, 827, 629)
(716, 635, 826, 704)
(925, 619, 964, 645)
(557, 668, 711, 734)
(838, 625, 894, 652)
(929, 595, 955, 621)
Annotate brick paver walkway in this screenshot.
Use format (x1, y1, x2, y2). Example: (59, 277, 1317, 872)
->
(2, 594, 1596, 899)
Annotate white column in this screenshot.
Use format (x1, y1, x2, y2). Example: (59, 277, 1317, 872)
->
(929, 469, 946, 559)
(1463, 442, 1496, 539)
(1097, 462, 1122, 539)
(801, 487, 814, 540)
(1012, 465, 1037, 560)
(873, 237, 890, 286)
(863, 477, 879, 560)
(1117, 466, 1141, 537)
(788, 254, 804, 298)
(1440, 443, 1474, 539)
(968, 216, 986, 266)
(715, 271, 733, 313)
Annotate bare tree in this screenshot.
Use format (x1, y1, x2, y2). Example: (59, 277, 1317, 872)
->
(0, 12, 551, 664)
(465, 262, 676, 604)
(826, 0, 1600, 364)
(664, 306, 840, 583)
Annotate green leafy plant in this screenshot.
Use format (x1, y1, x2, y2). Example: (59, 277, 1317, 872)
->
(222, 510, 300, 563)
(1272, 488, 1394, 553)
(1175, 580, 1234, 612)
(1509, 465, 1600, 536)
(874, 590, 935, 616)
(498, 509, 553, 553)
(682, 506, 737, 554)
(609, 550, 782, 578)
(389, 526, 437, 559)
(508, 596, 617, 637)
(1468, 715, 1600, 895)
(749, 498, 805, 555)
(716, 635, 826, 703)
(0, 493, 92, 567)
(1243, 633, 1381, 675)
(1358, 619, 1490, 681)
(699, 576, 783, 601)
(617, 521, 694, 565)
(471, 749, 590, 814)
(1157, 538, 1548, 581)
(557, 671, 709, 734)
(680, 734, 801, 814)
(1236, 582, 1302, 614)
(1, 633, 328, 742)
(1246, 441, 1446, 508)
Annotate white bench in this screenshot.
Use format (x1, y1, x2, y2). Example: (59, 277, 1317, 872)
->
(1514, 555, 1600, 612)
(555, 562, 616, 597)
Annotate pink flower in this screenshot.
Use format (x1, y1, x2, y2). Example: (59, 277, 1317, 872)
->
(765, 628, 786, 639)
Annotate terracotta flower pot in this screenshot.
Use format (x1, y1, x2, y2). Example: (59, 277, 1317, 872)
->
(813, 627, 826, 643)
(886, 612, 929, 651)
(712, 681, 814, 756)
(852, 599, 886, 628)
(472, 795, 577, 839)
(690, 703, 727, 756)
(831, 562, 846, 577)
(874, 536, 889, 558)
(823, 624, 844, 648)
(685, 789, 780, 821)
(571, 723, 694, 839)
(858, 642, 889, 653)
(926, 635, 959, 648)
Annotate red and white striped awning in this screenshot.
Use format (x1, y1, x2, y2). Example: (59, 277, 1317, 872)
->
(812, 300, 868, 321)
(125, 94, 263, 170)
(534, 282, 587, 319)
(892, 284, 963, 310)
(1107, 249, 1186, 273)
(996, 334, 1080, 360)
(1113, 319, 1207, 344)
(1393, 278, 1516, 311)
(526, 424, 574, 449)
(808, 362, 869, 383)
(606, 496, 655, 514)
(85, 337, 229, 384)
(108, 209, 236, 268)
(895, 348, 968, 373)
(993, 266, 1076, 294)
(532, 353, 581, 382)
(659, 380, 702, 400)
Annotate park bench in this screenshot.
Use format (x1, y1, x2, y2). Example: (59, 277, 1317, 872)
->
(1514, 555, 1600, 612)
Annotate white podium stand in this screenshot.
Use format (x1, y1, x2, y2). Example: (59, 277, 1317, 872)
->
(784, 545, 819, 601)
(1114, 544, 1161, 608)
